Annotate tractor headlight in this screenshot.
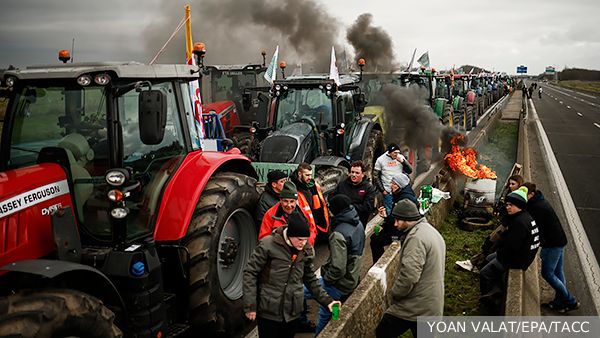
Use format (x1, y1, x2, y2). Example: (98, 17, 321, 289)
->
(94, 74, 110, 85)
(325, 84, 333, 90)
(5, 76, 16, 87)
(77, 75, 92, 86)
(106, 170, 127, 186)
(111, 207, 129, 219)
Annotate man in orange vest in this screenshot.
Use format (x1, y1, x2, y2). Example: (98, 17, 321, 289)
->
(291, 163, 330, 238)
(259, 181, 318, 246)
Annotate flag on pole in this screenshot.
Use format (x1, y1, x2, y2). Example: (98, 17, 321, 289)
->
(184, 5, 203, 149)
(417, 51, 430, 68)
(406, 48, 417, 71)
(329, 46, 341, 86)
(263, 46, 279, 84)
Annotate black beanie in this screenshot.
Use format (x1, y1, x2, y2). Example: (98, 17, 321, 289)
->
(329, 194, 352, 215)
(391, 199, 422, 221)
(286, 212, 311, 238)
(387, 143, 400, 153)
(267, 170, 287, 183)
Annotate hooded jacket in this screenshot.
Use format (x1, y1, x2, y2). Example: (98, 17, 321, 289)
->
(497, 210, 540, 270)
(243, 227, 333, 322)
(526, 190, 568, 248)
(332, 176, 377, 226)
(321, 206, 365, 294)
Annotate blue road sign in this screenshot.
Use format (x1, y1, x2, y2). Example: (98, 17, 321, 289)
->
(517, 65, 528, 74)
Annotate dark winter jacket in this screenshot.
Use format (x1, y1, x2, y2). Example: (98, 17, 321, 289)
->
(526, 190, 568, 248)
(321, 206, 365, 294)
(332, 177, 377, 226)
(382, 185, 419, 230)
(255, 184, 280, 224)
(497, 210, 540, 270)
(243, 226, 333, 322)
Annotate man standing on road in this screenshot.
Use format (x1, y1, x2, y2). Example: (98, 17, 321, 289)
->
(304, 194, 365, 335)
(291, 163, 330, 238)
(375, 199, 446, 338)
(373, 143, 413, 216)
(332, 160, 377, 226)
(259, 181, 317, 245)
(523, 182, 579, 313)
(255, 170, 288, 224)
(243, 213, 340, 338)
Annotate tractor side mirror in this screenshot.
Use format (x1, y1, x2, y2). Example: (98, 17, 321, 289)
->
(353, 92, 367, 113)
(242, 92, 251, 111)
(138, 89, 167, 145)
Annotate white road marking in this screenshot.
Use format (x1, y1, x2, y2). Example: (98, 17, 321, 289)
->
(594, 123, 600, 129)
(559, 101, 563, 104)
(578, 112, 583, 117)
(567, 106, 571, 109)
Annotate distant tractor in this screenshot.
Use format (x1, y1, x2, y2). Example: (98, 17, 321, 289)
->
(0, 50, 260, 337)
(245, 61, 385, 196)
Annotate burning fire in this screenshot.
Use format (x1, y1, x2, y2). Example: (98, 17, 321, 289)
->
(444, 134, 497, 179)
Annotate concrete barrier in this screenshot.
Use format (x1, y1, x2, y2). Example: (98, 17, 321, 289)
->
(504, 97, 541, 316)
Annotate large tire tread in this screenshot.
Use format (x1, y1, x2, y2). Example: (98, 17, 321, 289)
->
(0, 289, 122, 338)
(184, 172, 258, 335)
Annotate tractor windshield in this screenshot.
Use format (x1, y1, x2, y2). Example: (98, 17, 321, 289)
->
(5, 80, 186, 241)
(202, 69, 265, 103)
(275, 87, 333, 130)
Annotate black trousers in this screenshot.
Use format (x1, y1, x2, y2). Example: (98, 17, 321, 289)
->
(257, 317, 299, 338)
(370, 227, 404, 263)
(376, 313, 418, 338)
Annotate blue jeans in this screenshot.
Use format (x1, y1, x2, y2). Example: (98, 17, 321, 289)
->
(540, 247, 576, 305)
(304, 278, 346, 336)
(383, 193, 393, 216)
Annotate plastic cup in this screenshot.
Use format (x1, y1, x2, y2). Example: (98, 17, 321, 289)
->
(332, 303, 340, 321)
(374, 225, 381, 236)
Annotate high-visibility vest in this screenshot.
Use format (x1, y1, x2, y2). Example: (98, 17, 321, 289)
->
(297, 183, 330, 234)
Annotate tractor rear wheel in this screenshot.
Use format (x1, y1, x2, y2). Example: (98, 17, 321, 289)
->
(0, 288, 122, 338)
(184, 172, 259, 336)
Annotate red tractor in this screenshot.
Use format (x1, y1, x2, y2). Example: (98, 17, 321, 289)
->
(0, 53, 259, 337)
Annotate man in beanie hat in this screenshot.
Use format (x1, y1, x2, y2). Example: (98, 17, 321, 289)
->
(305, 194, 365, 334)
(290, 163, 330, 237)
(374, 143, 413, 216)
(255, 170, 288, 224)
(332, 160, 377, 226)
(376, 199, 445, 338)
(479, 186, 540, 300)
(255, 170, 287, 224)
(244, 213, 340, 338)
(370, 173, 419, 263)
(523, 182, 579, 313)
(259, 181, 317, 245)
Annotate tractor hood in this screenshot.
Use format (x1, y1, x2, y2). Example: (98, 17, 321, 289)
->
(259, 122, 314, 163)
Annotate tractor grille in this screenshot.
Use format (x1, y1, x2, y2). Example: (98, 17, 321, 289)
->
(260, 135, 298, 163)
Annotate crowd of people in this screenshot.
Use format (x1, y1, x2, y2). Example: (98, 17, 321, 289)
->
(242, 147, 577, 337)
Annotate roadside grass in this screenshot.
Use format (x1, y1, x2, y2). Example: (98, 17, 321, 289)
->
(558, 80, 600, 95)
(440, 210, 493, 316)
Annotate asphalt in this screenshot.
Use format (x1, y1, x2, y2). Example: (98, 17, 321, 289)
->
(527, 83, 600, 315)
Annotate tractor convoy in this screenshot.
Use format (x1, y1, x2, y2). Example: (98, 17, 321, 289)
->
(0, 46, 513, 337)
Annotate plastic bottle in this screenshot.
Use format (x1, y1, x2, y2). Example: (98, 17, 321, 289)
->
(332, 303, 340, 321)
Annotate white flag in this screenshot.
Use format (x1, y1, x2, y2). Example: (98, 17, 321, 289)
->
(329, 46, 341, 86)
(417, 51, 430, 68)
(263, 46, 279, 84)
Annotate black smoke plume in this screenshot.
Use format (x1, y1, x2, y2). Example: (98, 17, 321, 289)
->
(144, 0, 339, 72)
(346, 13, 397, 72)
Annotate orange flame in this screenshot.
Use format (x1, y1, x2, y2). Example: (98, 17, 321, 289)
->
(444, 134, 497, 179)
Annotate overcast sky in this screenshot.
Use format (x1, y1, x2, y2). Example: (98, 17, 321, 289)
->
(1, 0, 598, 75)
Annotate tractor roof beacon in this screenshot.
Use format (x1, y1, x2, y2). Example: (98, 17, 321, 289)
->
(0, 54, 260, 337)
